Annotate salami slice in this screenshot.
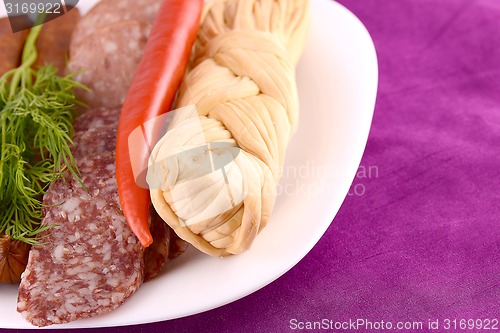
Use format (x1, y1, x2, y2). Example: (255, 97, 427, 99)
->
(143, 210, 169, 281)
(67, 20, 150, 108)
(72, 106, 175, 283)
(73, 107, 121, 132)
(72, 125, 117, 158)
(17, 152, 144, 327)
(168, 229, 188, 260)
(144, 211, 188, 281)
(70, 0, 161, 48)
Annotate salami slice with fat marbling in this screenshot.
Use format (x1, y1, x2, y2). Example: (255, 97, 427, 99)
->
(67, 20, 150, 108)
(17, 152, 145, 327)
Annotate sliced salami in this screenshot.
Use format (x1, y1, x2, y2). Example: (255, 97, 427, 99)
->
(144, 210, 169, 281)
(70, 0, 161, 48)
(73, 107, 121, 132)
(16, 0, 186, 324)
(144, 211, 188, 281)
(168, 230, 188, 260)
(17, 152, 144, 327)
(72, 125, 117, 158)
(67, 20, 150, 108)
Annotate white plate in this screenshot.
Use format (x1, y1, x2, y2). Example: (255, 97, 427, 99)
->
(0, 0, 378, 328)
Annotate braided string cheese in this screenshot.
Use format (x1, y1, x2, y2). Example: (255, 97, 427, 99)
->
(147, 0, 310, 256)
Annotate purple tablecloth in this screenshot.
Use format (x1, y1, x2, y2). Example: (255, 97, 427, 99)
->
(4, 0, 499, 332)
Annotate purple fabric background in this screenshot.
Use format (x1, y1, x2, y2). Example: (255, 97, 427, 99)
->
(3, 0, 499, 332)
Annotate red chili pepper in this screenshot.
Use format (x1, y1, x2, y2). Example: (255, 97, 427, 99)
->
(116, 0, 204, 247)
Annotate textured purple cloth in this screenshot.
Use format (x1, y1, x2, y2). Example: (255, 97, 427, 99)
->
(4, 0, 499, 332)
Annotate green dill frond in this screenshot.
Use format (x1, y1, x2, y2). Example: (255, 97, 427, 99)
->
(0, 26, 85, 244)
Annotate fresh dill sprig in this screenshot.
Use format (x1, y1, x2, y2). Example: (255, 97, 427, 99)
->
(0, 25, 87, 244)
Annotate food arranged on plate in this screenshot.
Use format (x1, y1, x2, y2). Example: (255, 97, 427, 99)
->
(0, 0, 310, 327)
(148, 0, 310, 256)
